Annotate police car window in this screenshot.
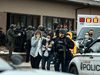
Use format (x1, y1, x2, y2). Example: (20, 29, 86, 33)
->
(90, 42, 100, 53)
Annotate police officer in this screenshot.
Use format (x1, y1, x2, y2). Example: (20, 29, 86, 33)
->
(53, 22, 58, 30)
(7, 24, 21, 61)
(21, 27, 27, 52)
(52, 25, 61, 41)
(43, 27, 47, 34)
(14, 25, 23, 52)
(0, 27, 5, 46)
(48, 28, 53, 40)
(25, 25, 35, 62)
(38, 26, 46, 38)
(50, 29, 74, 72)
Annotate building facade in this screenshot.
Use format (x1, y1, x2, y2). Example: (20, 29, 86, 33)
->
(0, 0, 100, 33)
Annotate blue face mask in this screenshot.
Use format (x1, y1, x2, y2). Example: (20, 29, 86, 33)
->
(67, 35, 70, 38)
(36, 35, 40, 38)
(85, 35, 88, 39)
(46, 38, 50, 41)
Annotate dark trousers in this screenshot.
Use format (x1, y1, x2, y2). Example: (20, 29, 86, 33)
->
(25, 40, 31, 62)
(7, 41, 13, 61)
(42, 56, 51, 70)
(54, 58, 69, 72)
(30, 54, 42, 69)
(14, 39, 22, 52)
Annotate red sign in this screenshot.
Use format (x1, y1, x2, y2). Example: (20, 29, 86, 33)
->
(80, 18, 85, 22)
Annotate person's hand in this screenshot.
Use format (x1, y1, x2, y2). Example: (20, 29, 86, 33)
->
(53, 36, 57, 39)
(45, 46, 48, 50)
(50, 41, 54, 45)
(37, 37, 40, 41)
(42, 45, 46, 48)
(18, 33, 21, 36)
(24, 42, 26, 45)
(84, 47, 87, 49)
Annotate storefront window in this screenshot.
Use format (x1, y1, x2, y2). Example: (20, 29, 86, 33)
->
(9, 13, 40, 30)
(14, 15, 21, 26)
(47, 17, 52, 29)
(69, 19, 73, 31)
(43, 16, 74, 31)
(11, 14, 14, 24)
(43, 17, 47, 27)
(58, 18, 62, 27)
(34, 16, 40, 29)
(63, 19, 68, 31)
(53, 18, 58, 24)
(27, 15, 33, 26)
(21, 15, 26, 27)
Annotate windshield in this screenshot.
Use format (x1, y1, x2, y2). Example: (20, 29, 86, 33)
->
(77, 27, 100, 40)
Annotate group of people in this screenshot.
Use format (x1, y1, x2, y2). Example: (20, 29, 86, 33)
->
(0, 24, 94, 73)
(28, 25, 75, 72)
(0, 24, 76, 73)
(81, 29, 94, 49)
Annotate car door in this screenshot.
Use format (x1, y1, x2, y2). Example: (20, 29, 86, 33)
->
(89, 42, 100, 75)
(79, 53, 94, 75)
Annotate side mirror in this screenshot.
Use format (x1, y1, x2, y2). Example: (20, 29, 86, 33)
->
(88, 48, 93, 52)
(79, 44, 84, 49)
(11, 55, 23, 65)
(79, 44, 84, 54)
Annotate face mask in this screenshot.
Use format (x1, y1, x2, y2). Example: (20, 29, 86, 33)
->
(46, 38, 50, 41)
(36, 35, 40, 38)
(85, 35, 88, 38)
(67, 35, 70, 38)
(90, 33, 93, 36)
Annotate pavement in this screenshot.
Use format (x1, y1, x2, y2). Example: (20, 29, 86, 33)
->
(13, 61, 55, 71)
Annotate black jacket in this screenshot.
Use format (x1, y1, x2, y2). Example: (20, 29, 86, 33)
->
(50, 36, 74, 60)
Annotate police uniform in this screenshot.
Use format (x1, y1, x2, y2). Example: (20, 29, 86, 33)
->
(38, 26, 46, 37)
(50, 29, 74, 72)
(0, 27, 5, 46)
(7, 25, 19, 61)
(25, 26, 35, 62)
(14, 29, 23, 52)
(21, 29, 26, 52)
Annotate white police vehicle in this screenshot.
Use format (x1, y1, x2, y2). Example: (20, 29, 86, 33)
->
(69, 37, 100, 75)
(0, 55, 75, 75)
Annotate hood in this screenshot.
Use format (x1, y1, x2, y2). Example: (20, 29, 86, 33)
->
(67, 32, 72, 40)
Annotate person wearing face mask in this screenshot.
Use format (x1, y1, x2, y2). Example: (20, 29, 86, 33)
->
(89, 29, 94, 38)
(66, 32, 77, 55)
(52, 25, 61, 41)
(82, 32, 93, 49)
(30, 30, 43, 69)
(49, 29, 74, 72)
(42, 34, 53, 70)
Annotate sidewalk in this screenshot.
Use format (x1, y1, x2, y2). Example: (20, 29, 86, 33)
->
(13, 61, 54, 71)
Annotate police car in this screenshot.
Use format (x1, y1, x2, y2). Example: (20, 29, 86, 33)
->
(0, 55, 75, 75)
(68, 37, 100, 75)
